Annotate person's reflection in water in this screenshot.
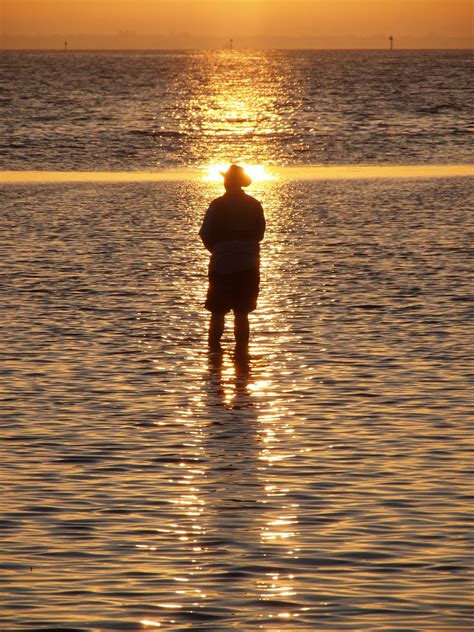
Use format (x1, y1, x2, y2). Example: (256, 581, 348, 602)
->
(199, 164, 265, 354)
(203, 348, 266, 608)
(207, 349, 253, 411)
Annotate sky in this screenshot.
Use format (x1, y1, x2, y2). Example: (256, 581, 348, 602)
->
(1, 0, 472, 49)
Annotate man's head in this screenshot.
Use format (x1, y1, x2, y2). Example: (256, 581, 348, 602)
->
(221, 164, 252, 191)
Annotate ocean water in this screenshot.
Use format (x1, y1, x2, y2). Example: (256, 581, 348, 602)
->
(1, 176, 473, 630)
(1, 50, 473, 631)
(1, 49, 473, 170)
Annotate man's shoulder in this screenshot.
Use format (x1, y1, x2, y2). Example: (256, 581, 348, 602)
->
(210, 192, 263, 211)
(209, 195, 227, 208)
(242, 193, 263, 208)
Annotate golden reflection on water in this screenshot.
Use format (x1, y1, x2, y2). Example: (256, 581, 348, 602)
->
(182, 51, 286, 169)
(204, 345, 301, 623)
(132, 168, 305, 626)
(197, 178, 302, 623)
(250, 183, 303, 622)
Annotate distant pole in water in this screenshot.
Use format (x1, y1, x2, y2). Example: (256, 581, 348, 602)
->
(389, 35, 394, 51)
(64, 40, 68, 52)
(230, 38, 233, 51)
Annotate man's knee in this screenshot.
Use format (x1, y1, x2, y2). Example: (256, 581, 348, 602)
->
(233, 310, 249, 322)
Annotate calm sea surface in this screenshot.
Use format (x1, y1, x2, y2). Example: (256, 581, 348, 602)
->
(1, 50, 473, 170)
(1, 50, 473, 631)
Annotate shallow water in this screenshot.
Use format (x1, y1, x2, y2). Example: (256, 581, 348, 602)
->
(0, 176, 473, 630)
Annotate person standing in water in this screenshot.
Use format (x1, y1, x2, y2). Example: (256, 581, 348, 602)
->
(199, 164, 266, 352)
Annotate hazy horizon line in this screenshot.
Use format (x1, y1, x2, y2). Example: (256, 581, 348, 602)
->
(1, 47, 472, 52)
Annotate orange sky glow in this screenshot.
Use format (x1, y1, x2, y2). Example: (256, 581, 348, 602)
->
(1, 0, 472, 49)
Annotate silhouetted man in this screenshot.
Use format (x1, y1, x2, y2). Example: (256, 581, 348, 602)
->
(199, 164, 265, 353)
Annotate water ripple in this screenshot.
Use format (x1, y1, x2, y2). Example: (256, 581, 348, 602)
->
(0, 177, 472, 630)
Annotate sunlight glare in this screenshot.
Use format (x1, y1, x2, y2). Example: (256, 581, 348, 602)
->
(204, 163, 276, 183)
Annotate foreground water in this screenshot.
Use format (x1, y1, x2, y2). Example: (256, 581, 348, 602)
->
(0, 176, 472, 630)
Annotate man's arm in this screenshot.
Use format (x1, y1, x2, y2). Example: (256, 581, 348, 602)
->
(256, 202, 266, 242)
(199, 202, 215, 252)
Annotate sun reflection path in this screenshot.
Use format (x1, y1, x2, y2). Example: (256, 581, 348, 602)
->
(136, 179, 309, 629)
(200, 344, 304, 627)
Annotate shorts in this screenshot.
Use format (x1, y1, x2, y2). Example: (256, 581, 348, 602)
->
(205, 268, 260, 314)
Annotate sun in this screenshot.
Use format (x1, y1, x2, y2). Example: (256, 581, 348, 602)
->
(203, 163, 275, 183)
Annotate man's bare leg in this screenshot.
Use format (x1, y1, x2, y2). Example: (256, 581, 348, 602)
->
(209, 312, 225, 350)
(234, 311, 249, 352)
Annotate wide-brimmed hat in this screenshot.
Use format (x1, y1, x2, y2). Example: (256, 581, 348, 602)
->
(220, 164, 252, 187)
